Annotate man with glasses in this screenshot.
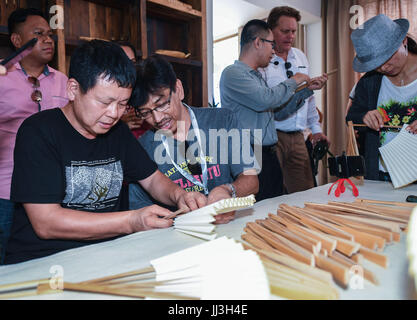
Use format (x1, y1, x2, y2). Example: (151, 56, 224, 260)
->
(5, 41, 207, 265)
(128, 55, 259, 224)
(0, 8, 68, 264)
(220, 19, 322, 201)
(259, 6, 329, 194)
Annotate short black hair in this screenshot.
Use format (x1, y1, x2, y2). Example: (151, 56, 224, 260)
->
(112, 40, 138, 62)
(69, 40, 137, 94)
(8, 8, 45, 35)
(129, 55, 177, 108)
(240, 19, 271, 50)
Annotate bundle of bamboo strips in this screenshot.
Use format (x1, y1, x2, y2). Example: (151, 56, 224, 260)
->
(240, 198, 413, 299)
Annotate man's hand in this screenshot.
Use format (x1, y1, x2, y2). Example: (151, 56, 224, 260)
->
(311, 132, 330, 147)
(121, 108, 144, 130)
(407, 120, 417, 134)
(128, 204, 174, 232)
(0, 65, 6, 75)
(175, 190, 207, 212)
(308, 74, 328, 90)
(363, 110, 384, 131)
(208, 185, 235, 225)
(292, 73, 310, 86)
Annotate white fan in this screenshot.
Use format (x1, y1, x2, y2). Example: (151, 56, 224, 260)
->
(379, 125, 417, 188)
(150, 236, 270, 299)
(174, 195, 256, 240)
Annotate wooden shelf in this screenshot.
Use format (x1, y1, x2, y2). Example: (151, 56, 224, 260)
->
(0, 26, 7, 35)
(147, 0, 202, 19)
(0, 0, 207, 107)
(154, 53, 202, 67)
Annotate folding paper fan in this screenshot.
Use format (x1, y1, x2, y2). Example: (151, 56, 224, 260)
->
(379, 125, 417, 188)
(0, 237, 270, 300)
(174, 195, 256, 240)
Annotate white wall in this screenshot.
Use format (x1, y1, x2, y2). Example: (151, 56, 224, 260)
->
(306, 21, 323, 111)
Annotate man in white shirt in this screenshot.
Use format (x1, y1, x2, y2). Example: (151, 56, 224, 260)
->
(260, 6, 330, 194)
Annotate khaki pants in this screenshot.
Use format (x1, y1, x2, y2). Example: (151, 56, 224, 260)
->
(276, 131, 314, 194)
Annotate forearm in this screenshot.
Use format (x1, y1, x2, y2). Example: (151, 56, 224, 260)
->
(232, 170, 259, 197)
(25, 203, 133, 240)
(140, 170, 183, 207)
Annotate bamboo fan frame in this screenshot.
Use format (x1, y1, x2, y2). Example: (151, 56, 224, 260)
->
(240, 198, 413, 299)
(346, 121, 364, 185)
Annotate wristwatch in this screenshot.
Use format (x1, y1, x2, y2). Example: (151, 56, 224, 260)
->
(226, 183, 237, 198)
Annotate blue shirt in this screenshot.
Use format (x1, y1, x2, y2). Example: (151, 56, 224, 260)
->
(219, 60, 297, 146)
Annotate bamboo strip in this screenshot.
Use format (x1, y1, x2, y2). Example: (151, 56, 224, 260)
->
(359, 247, 389, 268)
(253, 221, 315, 265)
(0, 278, 49, 292)
(330, 252, 378, 285)
(337, 225, 384, 251)
(83, 266, 155, 284)
(242, 237, 333, 284)
(351, 253, 364, 264)
(246, 223, 313, 266)
(312, 213, 394, 243)
(304, 203, 408, 224)
(326, 202, 410, 223)
(242, 229, 276, 251)
(262, 261, 339, 300)
(317, 211, 402, 233)
(268, 214, 322, 250)
(63, 282, 196, 300)
(327, 235, 361, 257)
(279, 205, 354, 241)
(284, 221, 337, 254)
(259, 219, 319, 255)
(300, 207, 390, 248)
(315, 254, 350, 287)
(330, 201, 412, 218)
(265, 272, 339, 300)
(355, 198, 417, 208)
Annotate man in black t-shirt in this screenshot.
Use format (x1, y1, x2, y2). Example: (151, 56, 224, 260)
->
(5, 40, 207, 264)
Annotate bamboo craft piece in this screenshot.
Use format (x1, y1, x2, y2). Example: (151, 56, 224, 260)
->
(347, 121, 364, 185)
(241, 199, 412, 298)
(0, 237, 270, 300)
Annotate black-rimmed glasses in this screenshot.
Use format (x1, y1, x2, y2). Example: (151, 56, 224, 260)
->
(135, 91, 172, 119)
(285, 62, 293, 78)
(260, 38, 276, 50)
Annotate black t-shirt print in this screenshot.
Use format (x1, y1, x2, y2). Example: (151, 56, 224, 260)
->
(5, 108, 157, 264)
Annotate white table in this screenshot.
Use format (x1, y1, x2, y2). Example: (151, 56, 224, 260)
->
(1, 180, 416, 300)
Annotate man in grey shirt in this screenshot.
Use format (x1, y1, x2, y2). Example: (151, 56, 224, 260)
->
(129, 55, 259, 224)
(220, 19, 326, 201)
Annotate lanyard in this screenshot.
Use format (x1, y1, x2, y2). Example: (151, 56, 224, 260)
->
(161, 105, 209, 195)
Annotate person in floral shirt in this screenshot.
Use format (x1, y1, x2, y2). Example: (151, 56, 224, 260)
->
(346, 14, 417, 181)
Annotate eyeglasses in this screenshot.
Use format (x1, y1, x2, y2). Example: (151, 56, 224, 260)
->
(28, 76, 42, 111)
(184, 140, 202, 176)
(259, 38, 276, 50)
(285, 62, 293, 78)
(135, 91, 172, 119)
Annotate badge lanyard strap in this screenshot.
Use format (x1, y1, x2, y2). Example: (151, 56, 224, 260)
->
(161, 104, 209, 195)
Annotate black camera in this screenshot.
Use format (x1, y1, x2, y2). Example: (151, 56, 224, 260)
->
(328, 152, 366, 179)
